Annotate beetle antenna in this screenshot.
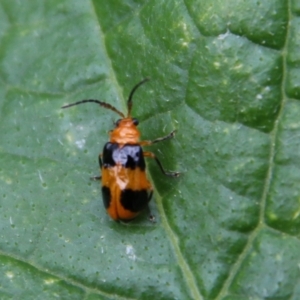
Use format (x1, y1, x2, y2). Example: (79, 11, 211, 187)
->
(127, 78, 150, 117)
(62, 99, 125, 118)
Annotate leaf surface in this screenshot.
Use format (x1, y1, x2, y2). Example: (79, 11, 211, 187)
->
(0, 1, 300, 299)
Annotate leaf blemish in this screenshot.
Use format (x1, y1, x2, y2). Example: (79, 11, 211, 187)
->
(75, 139, 85, 149)
(6, 272, 14, 279)
(44, 278, 57, 285)
(126, 245, 136, 261)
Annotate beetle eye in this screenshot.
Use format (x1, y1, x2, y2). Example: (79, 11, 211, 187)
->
(115, 119, 121, 127)
(132, 118, 139, 126)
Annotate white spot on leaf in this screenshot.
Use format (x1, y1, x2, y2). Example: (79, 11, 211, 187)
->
(218, 30, 230, 40)
(6, 272, 14, 279)
(75, 139, 85, 149)
(126, 245, 136, 261)
(44, 278, 56, 285)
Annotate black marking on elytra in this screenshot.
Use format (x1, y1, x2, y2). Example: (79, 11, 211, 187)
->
(102, 143, 145, 170)
(102, 186, 111, 209)
(120, 189, 150, 212)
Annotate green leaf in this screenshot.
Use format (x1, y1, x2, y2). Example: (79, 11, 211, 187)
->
(1, 0, 300, 299)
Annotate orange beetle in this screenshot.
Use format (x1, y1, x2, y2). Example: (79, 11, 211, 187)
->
(62, 79, 179, 221)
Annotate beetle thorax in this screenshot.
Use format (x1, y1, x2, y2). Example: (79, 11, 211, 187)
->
(109, 118, 140, 144)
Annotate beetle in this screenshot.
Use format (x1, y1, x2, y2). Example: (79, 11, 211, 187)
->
(62, 78, 179, 221)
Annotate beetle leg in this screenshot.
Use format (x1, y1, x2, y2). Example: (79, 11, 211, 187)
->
(148, 209, 155, 223)
(90, 176, 101, 180)
(143, 151, 180, 177)
(146, 190, 156, 222)
(98, 153, 103, 168)
(139, 130, 176, 146)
